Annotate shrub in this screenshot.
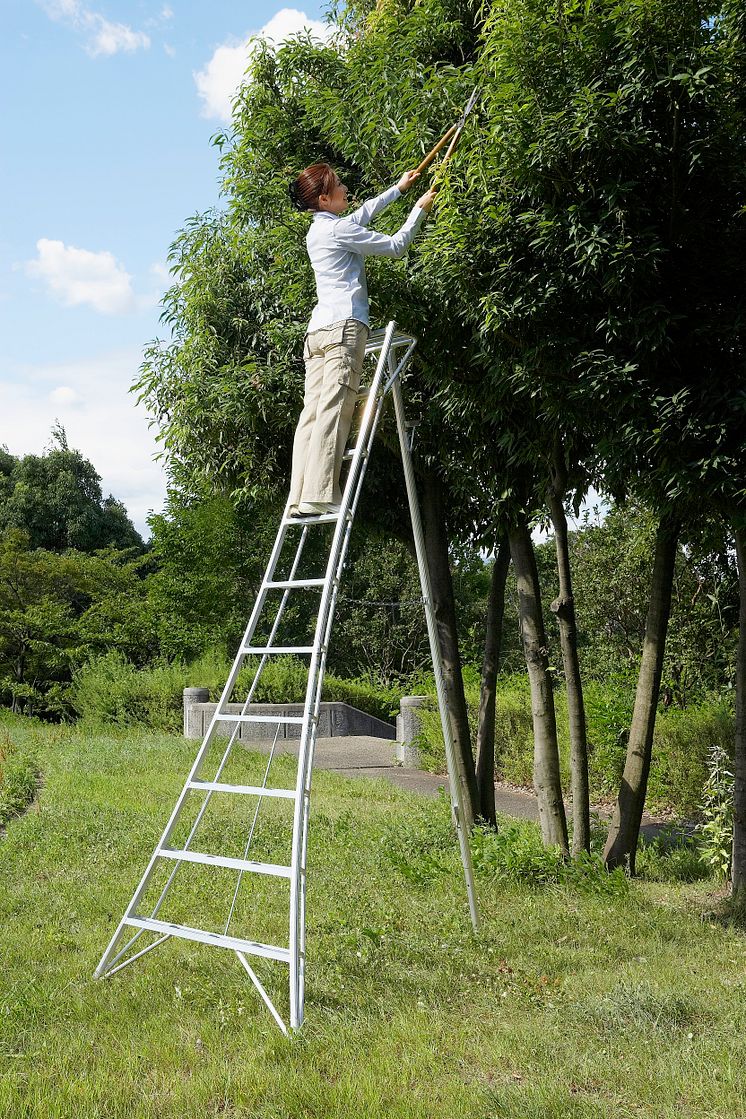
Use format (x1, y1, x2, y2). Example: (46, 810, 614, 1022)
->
(413, 670, 733, 815)
(71, 650, 402, 732)
(696, 741, 734, 880)
(582, 676, 636, 797)
(648, 699, 735, 815)
(70, 651, 184, 731)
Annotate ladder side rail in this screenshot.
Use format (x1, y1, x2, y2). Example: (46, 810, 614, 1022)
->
(294, 432, 377, 1014)
(305, 388, 389, 735)
(95, 703, 253, 976)
(292, 327, 395, 824)
(287, 320, 398, 1028)
(295, 335, 420, 1011)
(292, 325, 406, 1026)
(389, 372, 480, 933)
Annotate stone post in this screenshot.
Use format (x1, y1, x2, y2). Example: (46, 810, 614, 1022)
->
(395, 695, 430, 768)
(183, 687, 210, 739)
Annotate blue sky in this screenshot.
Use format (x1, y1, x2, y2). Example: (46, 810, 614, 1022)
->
(0, 1, 327, 535)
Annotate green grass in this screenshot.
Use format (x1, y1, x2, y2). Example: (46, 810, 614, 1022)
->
(0, 723, 40, 831)
(1, 711, 746, 1118)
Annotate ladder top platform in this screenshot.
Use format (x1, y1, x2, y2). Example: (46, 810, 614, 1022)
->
(365, 326, 417, 353)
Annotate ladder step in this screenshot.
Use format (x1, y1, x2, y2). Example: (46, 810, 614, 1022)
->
(282, 511, 353, 526)
(158, 848, 292, 877)
(214, 713, 304, 724)
(125, 916, 290, 964)
(264, 578, 325, 590)
(242, 645, 315, 655)
(188, 780, 297, 800)
(343, 446, 370, 461)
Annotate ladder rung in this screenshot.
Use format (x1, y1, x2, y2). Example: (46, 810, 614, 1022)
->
(214, 713, 304, 724)
(343, 446, 369, 461)
(242, 645, 315, 655)
(158, 848, 292, 878)
(124, 916, 290, 964)
(265, 578, 325, 590)
(188, 780, 297, 800)
(282, 512, 340, 525)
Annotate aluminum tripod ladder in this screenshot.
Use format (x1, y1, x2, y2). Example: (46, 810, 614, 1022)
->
(95, 321, 479, 1034)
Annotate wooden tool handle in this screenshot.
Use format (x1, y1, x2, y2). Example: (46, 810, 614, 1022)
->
(414, 125, 458, 175)
(440, 125, 463, 166)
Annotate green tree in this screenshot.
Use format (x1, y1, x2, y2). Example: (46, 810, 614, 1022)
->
(0, 428, 143, 554)
(0, 530, 152, 717)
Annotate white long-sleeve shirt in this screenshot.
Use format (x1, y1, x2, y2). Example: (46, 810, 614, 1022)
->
(306, 184, 427, 332)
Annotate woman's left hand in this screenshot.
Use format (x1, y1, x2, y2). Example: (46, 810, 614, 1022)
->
(397, 169, 421, 193)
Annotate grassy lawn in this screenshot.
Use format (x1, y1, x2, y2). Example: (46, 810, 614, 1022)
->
(1, 710, 745, 1119)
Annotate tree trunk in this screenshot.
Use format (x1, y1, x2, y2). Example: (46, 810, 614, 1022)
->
(603, 513, 680, 873)
(475, 537, 510, 827)
(547, 485, 591, 856)
(732, 525, 746, 898)
(421, 471, 478, 824)
(508, 518, 569, 853)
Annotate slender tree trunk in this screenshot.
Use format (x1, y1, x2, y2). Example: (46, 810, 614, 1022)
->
(732, 525, 746, 898)
(508, 518, 569, 853)
(475, 538, 510, 827)
(603, 513, 680, 873)
(421, 471, 478, 825)
(547, 484, 591, 856)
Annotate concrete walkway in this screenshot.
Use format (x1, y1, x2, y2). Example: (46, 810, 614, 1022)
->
(261, 734, 673, 836)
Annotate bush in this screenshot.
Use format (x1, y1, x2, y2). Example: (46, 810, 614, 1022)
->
(71, 651, 185, 731)
(648, 699, 735, 816)
(414, 670, 733, 815)
(71, 650, 402, 732)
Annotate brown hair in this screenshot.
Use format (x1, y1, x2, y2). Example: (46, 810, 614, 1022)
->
(289, 163, 337, 212)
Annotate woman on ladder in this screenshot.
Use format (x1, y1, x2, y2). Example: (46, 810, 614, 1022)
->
(287, 164, 435, 516)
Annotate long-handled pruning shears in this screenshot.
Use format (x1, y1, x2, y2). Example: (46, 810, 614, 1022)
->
(414, 87, 480, 177)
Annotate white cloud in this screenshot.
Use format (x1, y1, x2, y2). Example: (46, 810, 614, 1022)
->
(1, 350, 167, 536)
(40, 1, 150, 57)
(149, 261, 170, 284)
(195, 8, 332, 122)
(49, 385, 80, 405)
(25, 239, 136, 315)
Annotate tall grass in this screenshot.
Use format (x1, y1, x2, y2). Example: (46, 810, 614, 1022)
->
(0, 724, 39, 830)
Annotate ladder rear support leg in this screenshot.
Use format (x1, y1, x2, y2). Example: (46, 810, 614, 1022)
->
(390, 375, 480, 933)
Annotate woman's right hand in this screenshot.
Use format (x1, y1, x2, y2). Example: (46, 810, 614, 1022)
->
(417, 188, 437, 213)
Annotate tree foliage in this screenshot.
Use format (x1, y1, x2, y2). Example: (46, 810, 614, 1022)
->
(0, 429, 143, 554)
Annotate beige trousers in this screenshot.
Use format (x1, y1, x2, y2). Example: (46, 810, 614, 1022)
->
(288, 319, 369, 512)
